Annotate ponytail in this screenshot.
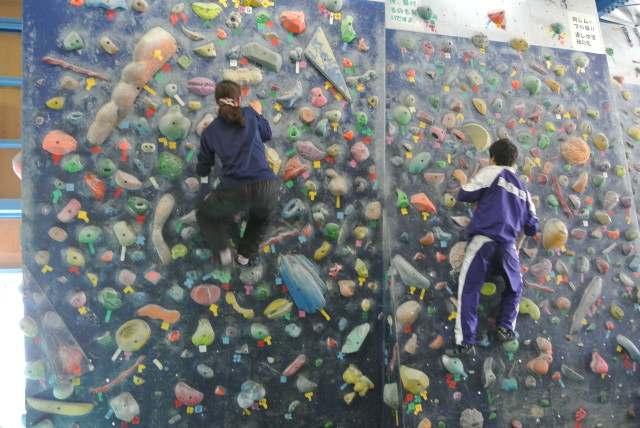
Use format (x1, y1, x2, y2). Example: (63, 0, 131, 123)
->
(215, 80, 245, 127)
(218, 104, 246, 127)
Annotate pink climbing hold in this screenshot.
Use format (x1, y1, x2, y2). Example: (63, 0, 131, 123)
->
(190, 284, 221, 305)
(175, 381, 204, 406)
(310, 87, 328, 107)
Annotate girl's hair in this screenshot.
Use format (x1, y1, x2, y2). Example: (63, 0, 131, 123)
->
(215, 80, 245, 127)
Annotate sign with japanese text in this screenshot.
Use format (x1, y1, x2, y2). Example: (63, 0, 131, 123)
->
(568, 11, 604, 54)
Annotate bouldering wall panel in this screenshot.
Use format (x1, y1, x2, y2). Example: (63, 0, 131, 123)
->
(21, 1, 386, 426)
(383, 27, 640, 427)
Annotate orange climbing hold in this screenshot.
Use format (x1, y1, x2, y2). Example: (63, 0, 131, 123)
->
(607, 230, 620, 239)
(280, 11, 306, 33)
(511, 80, 520, 89)
(343, 131, 354, 141)
(343, 57, 353, 68)
(420, 232, 435, 245)
(137, 304, 181, 324)
(85, 173, 105, 200)
(410, 193, 437, 214)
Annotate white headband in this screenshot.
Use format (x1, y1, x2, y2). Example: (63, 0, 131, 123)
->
(217, 97, 237, 107)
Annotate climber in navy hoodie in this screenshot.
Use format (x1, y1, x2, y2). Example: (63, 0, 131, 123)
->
(196, 80, 280, 267)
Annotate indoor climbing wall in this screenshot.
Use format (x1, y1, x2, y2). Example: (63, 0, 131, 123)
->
(20, 0, 386, 426)
(602, 21, 640, 216)
(383, 9, 640, 428)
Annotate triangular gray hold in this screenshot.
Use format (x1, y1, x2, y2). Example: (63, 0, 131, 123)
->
(304, 26, 351, 102)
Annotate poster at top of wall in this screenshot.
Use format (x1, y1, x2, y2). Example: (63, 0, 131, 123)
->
(568, 11, 605, 54)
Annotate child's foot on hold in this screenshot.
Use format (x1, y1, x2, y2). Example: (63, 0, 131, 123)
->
(444, 344, 475, 358)
(219, 248, 232, 266)
(496, 326, 519, 341)
(236, 254, 263, 267)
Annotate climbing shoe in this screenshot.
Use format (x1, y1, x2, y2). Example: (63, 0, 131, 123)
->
(496, 326, 519, 342)
(236, 254, 263, 267)
(444, 344, 476, 358)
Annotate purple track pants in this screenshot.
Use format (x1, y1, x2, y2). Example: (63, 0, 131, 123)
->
(454, 235, 523, 346)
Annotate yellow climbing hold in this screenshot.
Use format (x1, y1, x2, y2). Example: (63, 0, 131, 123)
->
(191, 2, 223, 20)
(463, 123, 491, 152)
(46, 96, 65, 109)
(472, 98, 487, 115)
(545, 79, 561, 94)
(519, 297, 541, 321)
(480, 282, 496, 296)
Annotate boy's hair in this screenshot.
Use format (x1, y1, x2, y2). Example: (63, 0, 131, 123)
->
(489, 138, 518, 166)
(215, 80, 245, 127)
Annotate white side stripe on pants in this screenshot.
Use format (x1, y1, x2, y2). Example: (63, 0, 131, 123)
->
(454, 235, 494, 345)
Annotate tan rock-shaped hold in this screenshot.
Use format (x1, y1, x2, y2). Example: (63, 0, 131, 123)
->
(399, 365, 429, 394)
(396, 300, 421, 326)
(561, 136, 590, 165)
(542, 218, 568, 250)
(417, 418, 432, 428)
(404, 333, 418, 354)
(326, 168, 348, 196)
(299, 107, 315, 124)
(338, 280, 356, 297)
(424, 173, 445, 184)
(365, 201, 381, 220)
(510, 37, 529, 51)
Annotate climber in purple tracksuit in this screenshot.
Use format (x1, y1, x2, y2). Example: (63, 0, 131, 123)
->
(445, 139, 539, 358)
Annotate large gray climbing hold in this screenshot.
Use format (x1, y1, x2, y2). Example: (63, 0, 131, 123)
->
(391, 254, 430, 289)
(569, 276, 602, 336)
(482, 357, 496, 389)
(242, 42, 283, 72)
(616, 334, 640, 361)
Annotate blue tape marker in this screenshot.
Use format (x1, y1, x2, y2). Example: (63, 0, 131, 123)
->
(280, 375, 287, 383)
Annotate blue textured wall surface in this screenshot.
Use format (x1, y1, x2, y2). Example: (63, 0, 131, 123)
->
(21, 1, 387, 426)
(384, 29, 640, 427)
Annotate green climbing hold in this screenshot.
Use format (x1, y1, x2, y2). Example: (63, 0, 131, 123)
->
(341, 15, 356, 43)
(157, 151, 184, 181)
(502, 338, 519, 353)
(325, 223, 340, 241)
(287, 124, 301, 141)
(255, 10, 270, 24)
(254, 283, 272, 300)
(429, 95, 440, 109)
(127, 197, 151, 216)
(408, 152, 431, 174)
(397, 38, 416, 50)
(62, 154, 83, 172)
(99, 158, 116, 177)
(396, 189, 409, 208)
(315, 118, 328, 137)
(538, 134, 550, 148)
(547, 195, 559, 207)
(355, 112, 369, 127)
(393, 105, 412, 126)
(524, 75, 542, 95)
(517, 133, 533, 145)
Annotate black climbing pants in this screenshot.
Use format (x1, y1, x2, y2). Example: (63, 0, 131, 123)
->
(196, 178, 281, 259)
